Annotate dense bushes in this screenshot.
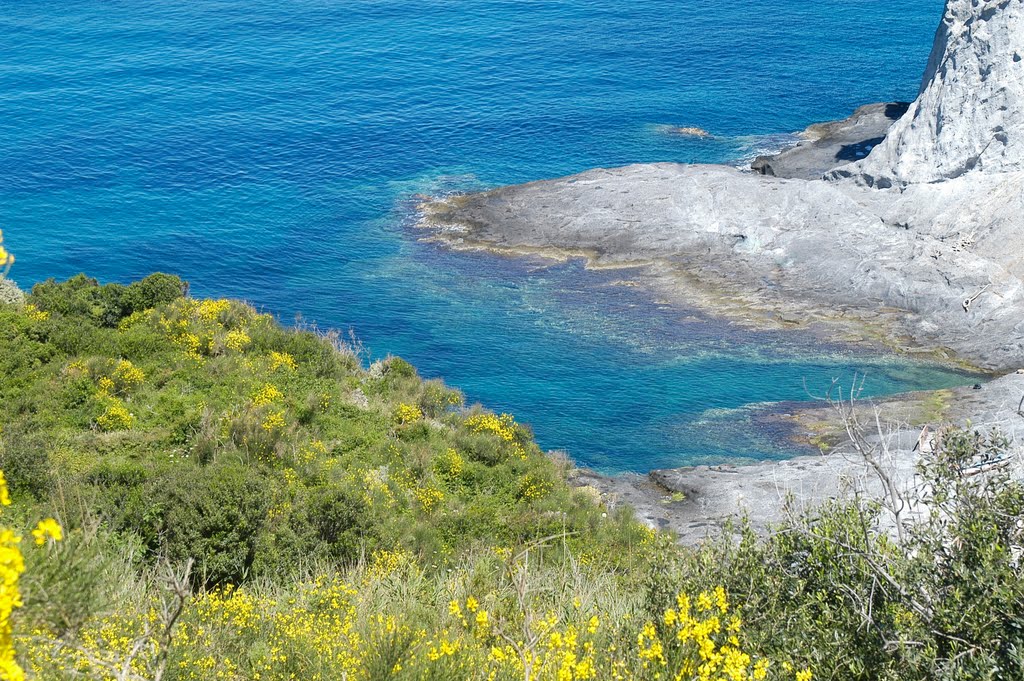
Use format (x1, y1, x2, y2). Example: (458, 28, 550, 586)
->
(0, 274, 1021, 680)
(28, 273, 186, 328)
(637, 427, 1024, 681)
(0, 274, 634, 587)
(148, 464, 269, 586)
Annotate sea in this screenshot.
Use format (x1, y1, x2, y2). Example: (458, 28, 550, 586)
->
(0, 0, 970, 473)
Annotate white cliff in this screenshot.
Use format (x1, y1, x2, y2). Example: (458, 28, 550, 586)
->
(832, 0, 1024, 186)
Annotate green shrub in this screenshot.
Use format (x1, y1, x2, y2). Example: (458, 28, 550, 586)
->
(8, 274, 1021, 680)
(30, 272, 185, 327)
(298, 484, 377, 562)
(0, 427, 52, 498)
(123, 272, 188, 311)
(85, 460, 149, 488)
(152, 464, 269, 587)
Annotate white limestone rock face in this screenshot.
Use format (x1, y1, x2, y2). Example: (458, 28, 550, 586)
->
(831, 0, 1024, 186)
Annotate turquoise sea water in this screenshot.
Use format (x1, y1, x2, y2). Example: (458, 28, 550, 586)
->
(1, 0, 971, 473)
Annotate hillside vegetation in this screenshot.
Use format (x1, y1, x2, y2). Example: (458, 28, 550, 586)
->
(0, 273, 1021, 681)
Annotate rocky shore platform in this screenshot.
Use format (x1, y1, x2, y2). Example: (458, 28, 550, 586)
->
(571, 372, 1024, 543)
(419, 0, 1024, 538)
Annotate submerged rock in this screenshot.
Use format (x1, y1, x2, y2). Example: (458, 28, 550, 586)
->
(424, 162, 1024, 370)
(578, 372, 1024, 542)
(664, 126, 713, 139)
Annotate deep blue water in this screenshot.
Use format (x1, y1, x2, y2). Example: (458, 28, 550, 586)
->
(1, 0, 969, 473)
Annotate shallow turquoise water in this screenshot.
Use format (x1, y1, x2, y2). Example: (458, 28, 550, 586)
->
(0, 0, 972, 472)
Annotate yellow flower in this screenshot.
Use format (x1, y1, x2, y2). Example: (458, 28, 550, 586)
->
(412, 486, 444, 513)
(796, 669, 813, 681)
(261, 411, 286, 433)
(464, 412, 526, 457)
(0, 477, 26, 681)
(518, 474, 551, 501)
(22, 304, 48, 322)
(112, 359, 145, 391)
(173, 331, 202, 359)
(714, 586, 729, 614)
(368, 548, 411, 579)
(394, 404, 422, 425)
(435, 448, 464, 481)
(0, 472, 10, 507)
(31, 519, 62, 545)
(0, 230, 14, 281)
(269, 351, 297, 371)
(252, 384, 283, 407)
(196, 299, 231, 321)
(225, 328, 251, 352)
(96, 400, 134, 431)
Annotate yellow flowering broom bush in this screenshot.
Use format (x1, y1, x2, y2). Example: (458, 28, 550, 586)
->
(18, 548, 806, 681)
(0, 230, 13, 277)
(7, 271, 1011, 681)
(0, 469, 62, 681)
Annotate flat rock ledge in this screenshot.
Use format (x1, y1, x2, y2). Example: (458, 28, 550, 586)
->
(421, 162, 1024, 372)
(421, 0, 1024, 373)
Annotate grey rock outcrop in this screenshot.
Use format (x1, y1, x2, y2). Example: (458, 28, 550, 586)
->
(752, 102, 910, 180)
(831, 0, 1024, 186)
(575, 372, 1024, 543)
(422, 0, 1024, 372)
(424, 163, 1024, 370)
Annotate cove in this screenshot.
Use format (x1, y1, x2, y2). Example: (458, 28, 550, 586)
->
(0, 0, 973, 473)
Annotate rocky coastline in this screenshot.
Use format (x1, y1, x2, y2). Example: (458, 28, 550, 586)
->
(570, 372, 1024, 543)
(419, 0, 1024, 538)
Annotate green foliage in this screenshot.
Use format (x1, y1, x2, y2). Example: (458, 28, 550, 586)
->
(656, 427, 1024, 681)
(29, 272, 186, 327)
(19, 524, 125, 638)
(4, 274, 1021, 681)
(153, 464, 269, 587)
(0, 275, 630, 590)
(0, 427, 52, 498)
